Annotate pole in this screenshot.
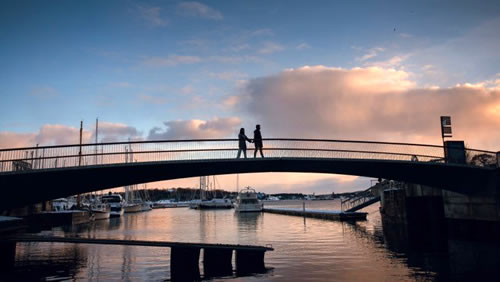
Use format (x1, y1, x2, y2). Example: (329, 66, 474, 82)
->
(95, 118, 98, 165)
(78, 121, 83, 166)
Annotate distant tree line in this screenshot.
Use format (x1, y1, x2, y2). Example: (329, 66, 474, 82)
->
(115, 188, 365, 202)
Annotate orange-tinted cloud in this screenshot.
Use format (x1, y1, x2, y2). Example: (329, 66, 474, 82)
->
(147, 117, 241, 140)
(0, 122, 141, 148)
(243, 66, 500, 151)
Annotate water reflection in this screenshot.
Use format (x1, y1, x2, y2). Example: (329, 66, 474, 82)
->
(5, 242, 87, 281)
(3, 201, 500, 281)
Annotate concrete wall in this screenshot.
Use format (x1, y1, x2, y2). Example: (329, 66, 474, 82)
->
(442, 190, 500, 221)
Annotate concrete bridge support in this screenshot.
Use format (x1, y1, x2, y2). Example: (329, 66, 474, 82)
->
(235, 249, 266, 275)
(0, 241, 16, 271)
(170, 247, 200, 281)
(203, 248, 233, 278)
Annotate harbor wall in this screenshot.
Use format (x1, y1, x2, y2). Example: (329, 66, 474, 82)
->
(380, 177, 500, 242)
(380, 182, 447, 248)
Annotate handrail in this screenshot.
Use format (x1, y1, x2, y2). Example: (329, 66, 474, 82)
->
(0, 138, 496, 172)
(0, 137, 495, 153)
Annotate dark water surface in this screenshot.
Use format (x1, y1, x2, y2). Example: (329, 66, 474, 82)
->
(2, 200, 499, 281)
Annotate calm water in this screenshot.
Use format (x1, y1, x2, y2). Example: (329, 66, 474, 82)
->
(2, 200, 499, 281)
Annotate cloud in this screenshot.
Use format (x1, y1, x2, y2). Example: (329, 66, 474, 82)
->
(142, 55, 201, 66)
(181, 85, 194, 94)
(258, 42, 284, 54)
(94, 122, 142, 142)
(221, 95, 241, 109)
(365, 55, 408, 68)
(296, 43, 311, 50)
(209, 71, 247, 81)
(138, 6, 168, 27)
(208, 55, 264, 64)
(147, 117, 241, 140)
(138, 94, 169, 105)
(356, 47, 385, 62)
(241, 65, 500, 150)
(0, 123, 141, 148)
(230, 44, 250, 52)
(177, 2, 223, 20)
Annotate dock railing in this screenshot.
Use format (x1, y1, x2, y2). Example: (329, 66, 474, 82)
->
(341, 182, 384, 212)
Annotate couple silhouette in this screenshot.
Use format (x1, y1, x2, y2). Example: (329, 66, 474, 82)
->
(237, 124, 264, 159)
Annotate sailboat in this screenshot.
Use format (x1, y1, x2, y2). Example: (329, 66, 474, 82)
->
(190, 176, 233, 209)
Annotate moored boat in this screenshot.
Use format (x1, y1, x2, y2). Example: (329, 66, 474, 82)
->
(235, 187, 263, 212)
(123, 203, 142, 213)
(101, 194, 124, 217)
(197, 198, 233, 209)
(90, 202, 111, 220)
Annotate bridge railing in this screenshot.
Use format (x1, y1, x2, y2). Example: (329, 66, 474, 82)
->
(0, 138, 496, 172)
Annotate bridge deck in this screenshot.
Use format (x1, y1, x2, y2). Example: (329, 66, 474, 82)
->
(8, 235, 274, 251)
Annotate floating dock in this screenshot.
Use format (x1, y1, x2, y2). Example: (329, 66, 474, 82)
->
(263, 207, 367, 221)
(7, 235, 273, 281)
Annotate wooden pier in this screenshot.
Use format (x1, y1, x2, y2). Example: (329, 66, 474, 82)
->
(6, 235, 273, 281)
(263, 207, 367, 221)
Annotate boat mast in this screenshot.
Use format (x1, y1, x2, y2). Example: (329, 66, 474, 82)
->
(236, 174, 239, 193)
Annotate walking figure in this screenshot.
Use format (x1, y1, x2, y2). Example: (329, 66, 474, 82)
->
(253, 124, 264, 158)
(237, 128, 252, 158)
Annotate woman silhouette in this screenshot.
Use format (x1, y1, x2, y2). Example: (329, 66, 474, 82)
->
(237, 128, 252, 158)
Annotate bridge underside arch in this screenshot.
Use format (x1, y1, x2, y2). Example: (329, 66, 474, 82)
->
(1, 157, 498, 210)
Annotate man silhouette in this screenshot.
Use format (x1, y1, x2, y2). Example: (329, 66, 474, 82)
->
(253, 124, 264, 158)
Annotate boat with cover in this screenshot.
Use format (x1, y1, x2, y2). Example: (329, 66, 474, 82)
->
(235, 187, 263, 212)
(101, 194, 124, 217)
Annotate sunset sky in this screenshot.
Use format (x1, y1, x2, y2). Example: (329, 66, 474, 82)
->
(1, 1, 499, 193)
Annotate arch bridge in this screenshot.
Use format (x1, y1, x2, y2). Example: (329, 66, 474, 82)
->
(0, 138, 499, 210)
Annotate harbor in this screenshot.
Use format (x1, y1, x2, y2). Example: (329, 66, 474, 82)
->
(2, 1, 500, 280)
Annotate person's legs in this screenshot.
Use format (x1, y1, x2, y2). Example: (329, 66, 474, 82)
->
(243, 149, 247, 158)
(254, 148, 257, 158)
(259, 147, 264, 158)
(237, 149, 241, 158)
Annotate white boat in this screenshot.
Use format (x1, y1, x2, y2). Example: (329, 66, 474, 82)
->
(101, 194, 125, 217)
(140, 201, 152, 212)
(189, 176, 233, 209)
(90, 202, 111, 220)
(123, 203, 142, 213)
(153, 200, 189, 208)
(51, 198, 70, 211)
(235, 187, 263, 212)
(197, 198, 233, 209)
(263, 196, 280, 202)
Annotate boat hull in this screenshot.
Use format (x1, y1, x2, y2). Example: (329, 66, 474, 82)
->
(124, 204, 142, 213)
(92, 210, 111, 220)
